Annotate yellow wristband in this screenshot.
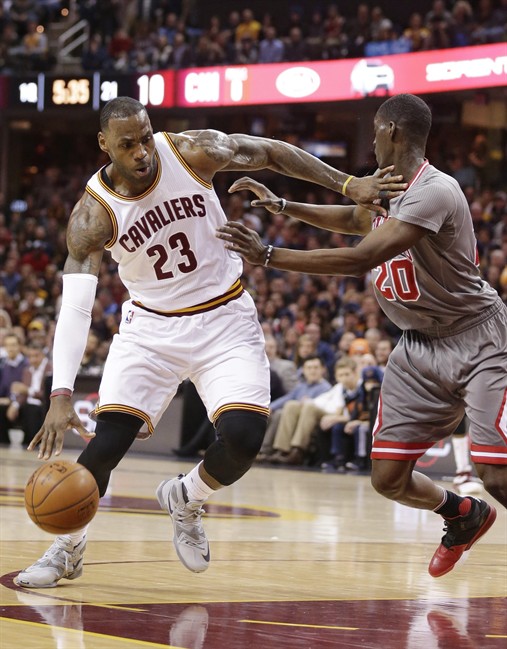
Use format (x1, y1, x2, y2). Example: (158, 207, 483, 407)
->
(342, 175, 354, 196)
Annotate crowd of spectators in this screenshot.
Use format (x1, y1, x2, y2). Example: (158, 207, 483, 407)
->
(0, 0, 506, 73)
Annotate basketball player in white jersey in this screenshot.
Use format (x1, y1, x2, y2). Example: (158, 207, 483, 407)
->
(217, 93, 506, 578)
(17, 97, 406, 588)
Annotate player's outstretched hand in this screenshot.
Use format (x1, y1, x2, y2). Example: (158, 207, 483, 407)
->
(228, 177, 284, 214)
(346, 166, 407, 213)
(217, 221, 266, 265)
(28, 397, 95, 460)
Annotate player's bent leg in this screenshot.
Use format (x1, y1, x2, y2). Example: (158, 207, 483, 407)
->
(203, 410, 268, 485)
(157, 410, 267, 573)
(17, 412, 143, 588)
(475, 463, 507, 508)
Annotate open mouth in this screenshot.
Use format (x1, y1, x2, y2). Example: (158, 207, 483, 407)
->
(135, 165, 150, 177)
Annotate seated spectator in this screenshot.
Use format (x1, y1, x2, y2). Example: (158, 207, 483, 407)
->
(403, 12, 430, 52)
(257, 355, 331, 462)
(235, 8, 262, 43)
(0, 333, 28, 445)
(79, 330, 103, 376)
(81, 33, 108, 71)
(269, 356, 356, 466)
(304, 322, 335, 380)
(8, 18, 50, 71)
(258, 26, 284, 63)
(166, 32, 192, 69)
(264, 334, 298, 394)
(5, 342, 51, 446)
(471, 0, 506, 44)
(320, 364, 383, 471)
(283, 26, 309, 62)
(373, 337, 393, 369)
(305, 9, 324, 60)
(322, 3, 347, 59)
(234, 35, 258, 65)
(9, 0, 39, 39)
(425, 0, 454, 29)
(347, 3, 371, 58)
(451, 0, 476, 47)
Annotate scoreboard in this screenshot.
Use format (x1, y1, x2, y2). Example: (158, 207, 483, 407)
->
(0, 44, 505, 112)
(6, 71, 175, 111)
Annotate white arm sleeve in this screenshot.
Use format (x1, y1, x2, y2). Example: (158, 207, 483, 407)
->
(51, 273, 98, 392)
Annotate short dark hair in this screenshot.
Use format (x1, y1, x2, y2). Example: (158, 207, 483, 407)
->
(377, 94, 432, 146)
(100, 97, 146, 131)
(302, 355, 324, 366)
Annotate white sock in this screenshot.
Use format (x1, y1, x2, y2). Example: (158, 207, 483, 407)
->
(66, 525, 88, 545)
(182, 464, 216, 502)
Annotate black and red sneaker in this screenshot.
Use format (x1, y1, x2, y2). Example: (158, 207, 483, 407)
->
(429, 497, 497, 578)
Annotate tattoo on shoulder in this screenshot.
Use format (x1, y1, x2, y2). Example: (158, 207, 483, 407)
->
(67, 193, 112, 262)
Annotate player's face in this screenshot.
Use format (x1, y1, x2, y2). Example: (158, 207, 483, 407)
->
(373, 114, 394, 168)
(99, 111, 156, 187)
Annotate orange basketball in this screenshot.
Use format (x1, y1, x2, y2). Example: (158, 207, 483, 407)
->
(24, 460, 99, 534)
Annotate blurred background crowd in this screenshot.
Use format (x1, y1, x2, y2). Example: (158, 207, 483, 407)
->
(0, 0, 506, 471)
(0, 0, 506, 73)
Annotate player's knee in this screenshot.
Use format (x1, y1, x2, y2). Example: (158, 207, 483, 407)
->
(370, 461, 410, 501)
(203, 410, 267, 485)
(216, 410, 267, 461)
(479, 465, 507, 508)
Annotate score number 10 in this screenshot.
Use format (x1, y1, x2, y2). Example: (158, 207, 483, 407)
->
(99, 74, 165, 106)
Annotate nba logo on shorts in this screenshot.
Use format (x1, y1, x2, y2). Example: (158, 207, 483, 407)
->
(125, 310, 134, 324)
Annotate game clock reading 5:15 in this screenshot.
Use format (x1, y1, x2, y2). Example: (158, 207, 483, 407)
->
(50, 77, 92, 106)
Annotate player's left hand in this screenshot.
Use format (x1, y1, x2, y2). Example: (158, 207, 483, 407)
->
(228, 177, 284, 214)
(347, 166, 407, 213)
(216, 221, 267, 265)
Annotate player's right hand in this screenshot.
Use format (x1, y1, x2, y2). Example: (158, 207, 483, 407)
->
(28, 397, 95, 460)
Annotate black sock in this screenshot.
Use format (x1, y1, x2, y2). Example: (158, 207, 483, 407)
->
(434, 490, 470, 519)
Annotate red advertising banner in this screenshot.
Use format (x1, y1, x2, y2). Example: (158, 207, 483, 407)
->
(176, 43, 507, 108)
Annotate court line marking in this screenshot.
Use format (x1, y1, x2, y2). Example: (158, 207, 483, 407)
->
(239, 619, 359, 631)
(0, 617, 182, 648)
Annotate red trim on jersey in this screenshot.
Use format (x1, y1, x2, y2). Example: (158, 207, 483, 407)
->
(470, 443, 507, 465)
(371, 439, 434, 461)
(494, 387, 507, 442)
(406, 159, 429, 189)
(372, 393, 383, 436)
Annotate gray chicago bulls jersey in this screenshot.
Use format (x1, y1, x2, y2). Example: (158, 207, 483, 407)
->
(370, 161, 499, 336)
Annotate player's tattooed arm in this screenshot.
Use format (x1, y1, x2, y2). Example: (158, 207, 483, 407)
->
(63, 192, 111, 275)
(172, 130, 407, 214)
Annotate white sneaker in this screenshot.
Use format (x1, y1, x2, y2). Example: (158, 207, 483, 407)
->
(16, 536, 86, 588)
(156, 475, 210, 573)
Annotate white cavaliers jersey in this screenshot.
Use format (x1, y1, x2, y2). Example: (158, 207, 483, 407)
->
(85, 131, 243, 313)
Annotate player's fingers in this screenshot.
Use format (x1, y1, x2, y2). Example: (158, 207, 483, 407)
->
(27, 430, 43, 451)
(251, 199, 276, 207)
(77, 426, 95, 440)
(228, 176, 256, 192)
(376, 165, 396, 177)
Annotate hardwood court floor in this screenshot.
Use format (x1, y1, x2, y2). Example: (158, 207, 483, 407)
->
(1, 446, 506, 649)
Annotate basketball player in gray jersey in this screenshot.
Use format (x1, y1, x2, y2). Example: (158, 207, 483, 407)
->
(218, 93, 506, 578)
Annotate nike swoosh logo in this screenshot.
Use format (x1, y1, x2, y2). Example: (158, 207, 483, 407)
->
(202, 547, 210, 562)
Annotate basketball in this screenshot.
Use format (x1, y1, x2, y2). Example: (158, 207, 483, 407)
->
(24, 461, 99, 534)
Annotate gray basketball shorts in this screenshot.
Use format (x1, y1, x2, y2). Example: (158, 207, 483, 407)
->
(371, 304, 507, 465)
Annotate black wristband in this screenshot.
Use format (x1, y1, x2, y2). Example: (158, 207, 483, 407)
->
(263, 245, 274, 267)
